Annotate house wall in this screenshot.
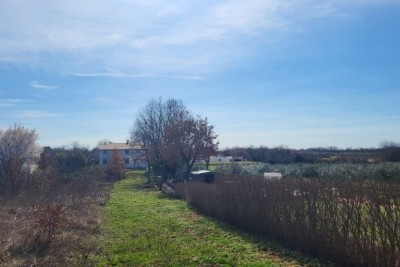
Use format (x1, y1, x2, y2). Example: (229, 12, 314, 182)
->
(99, 149, 147, 169)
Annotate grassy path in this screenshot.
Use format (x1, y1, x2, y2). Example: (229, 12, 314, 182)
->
(95, 171, 310, 266)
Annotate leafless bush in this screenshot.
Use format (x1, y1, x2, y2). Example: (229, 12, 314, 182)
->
(176, 175, 400, 266)
(0, 166, 112, 266)
(31, 203, 70, 243)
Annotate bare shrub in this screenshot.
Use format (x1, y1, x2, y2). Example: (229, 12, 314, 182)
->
(31, 203, 70, 243)
(176, 175, 400, 266)
(0, 166, 112, 266)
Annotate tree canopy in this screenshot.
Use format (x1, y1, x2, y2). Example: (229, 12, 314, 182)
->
(131, 98, 218, 181)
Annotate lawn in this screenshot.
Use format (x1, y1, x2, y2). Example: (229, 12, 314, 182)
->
(95, 170, 314, 267)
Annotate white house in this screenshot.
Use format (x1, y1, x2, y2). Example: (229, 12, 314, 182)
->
(210, 155, 233, 163)
(263, 172, 283, 180)
(98, 142, 147, 169)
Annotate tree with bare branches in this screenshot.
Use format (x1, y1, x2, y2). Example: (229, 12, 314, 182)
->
(131, 98, 218, 181)
(130, 98, 190, 178)
(0, 124, 42, 191)
(164, 116, 218, 180)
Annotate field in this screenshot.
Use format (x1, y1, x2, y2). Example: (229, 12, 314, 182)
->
(200, 161, 400, 180)
(3, 164, 398, 266)
(95, 170, 317, 266)
(1, 169, 319, 266)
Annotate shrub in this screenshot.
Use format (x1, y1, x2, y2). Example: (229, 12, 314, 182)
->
(31, 203, 70, 243)
(176, 175, 400, 266)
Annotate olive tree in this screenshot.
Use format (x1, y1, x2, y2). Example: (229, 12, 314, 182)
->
(0, 124, 42, 191)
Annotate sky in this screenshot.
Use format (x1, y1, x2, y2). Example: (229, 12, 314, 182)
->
(0, 0, 399, 149)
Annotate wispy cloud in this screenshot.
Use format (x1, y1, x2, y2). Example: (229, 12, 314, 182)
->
(29, 80, 58, 90)
(0, 56, 21, 63)
(17, 110, 61, 118)
(68, 72, 204, 80)
(0, 98, 26, 107)
(2, 1, 397, 76)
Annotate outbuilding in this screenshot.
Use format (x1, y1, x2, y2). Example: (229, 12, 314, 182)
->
(263, 172, 282, 180)
(190, 170, 216, 183)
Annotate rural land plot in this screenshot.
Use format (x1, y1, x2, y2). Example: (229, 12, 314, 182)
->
(95, 170, 317, 267)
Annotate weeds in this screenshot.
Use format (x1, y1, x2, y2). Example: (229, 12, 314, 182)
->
(0, 167, 112, 266)
(31, 203, 70, 243)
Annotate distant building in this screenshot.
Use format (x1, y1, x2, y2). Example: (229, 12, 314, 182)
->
(232, 156, 245, 162)
(210, 155, 233, 163)
(209, 155, 245, 162)
(98, 142, 147, 169)
(263, 172, 282, 180)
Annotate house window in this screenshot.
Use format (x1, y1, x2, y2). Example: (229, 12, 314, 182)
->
(125, 158, 130, 164)
(125, 149, 129, 155)
(103, 150, 108, 155)
(102, 159, 107, 165)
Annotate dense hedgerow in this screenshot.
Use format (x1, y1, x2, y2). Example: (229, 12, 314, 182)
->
(176, 175, 400, 266)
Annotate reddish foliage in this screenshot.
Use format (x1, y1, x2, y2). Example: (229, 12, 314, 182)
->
(31, 203, 70, 243)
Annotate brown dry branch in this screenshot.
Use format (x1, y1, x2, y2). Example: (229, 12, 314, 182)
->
(176, 175, 400, 266)
(0, 167, 112, 267)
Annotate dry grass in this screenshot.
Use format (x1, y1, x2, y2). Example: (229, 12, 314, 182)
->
(0, 167, 112, 267)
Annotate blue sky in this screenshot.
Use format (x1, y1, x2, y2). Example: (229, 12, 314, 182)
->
(1, 0, 399, 149)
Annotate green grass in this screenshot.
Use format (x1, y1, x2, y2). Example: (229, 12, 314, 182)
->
(95, 170, 313, 266)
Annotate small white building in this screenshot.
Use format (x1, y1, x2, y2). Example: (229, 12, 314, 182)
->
(210, 155, 233, 163)
(98, 142, 147, 169)
(263, 172, 283, 180)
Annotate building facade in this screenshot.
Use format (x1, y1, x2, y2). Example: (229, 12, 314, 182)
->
(98, 142, 147, 169)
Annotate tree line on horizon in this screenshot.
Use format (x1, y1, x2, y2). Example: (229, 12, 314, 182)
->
(220, 142, 400, 164)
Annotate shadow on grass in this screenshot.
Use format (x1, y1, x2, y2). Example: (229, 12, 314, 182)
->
(119, 181, 145, 191)
(157, 192, 179, 200)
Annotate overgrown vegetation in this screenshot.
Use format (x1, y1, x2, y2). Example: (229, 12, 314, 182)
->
(0, 166, 112, 266)
(0, 124, 113, 266)
(221, 143, 400, 164)
(96, 170, 316, 266)
(201, 161, 400, 181)
(176, 175, 400, 266)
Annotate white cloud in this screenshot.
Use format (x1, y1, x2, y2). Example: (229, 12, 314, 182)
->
(0, 0, 398, 75)
(29, 81, 58, 90)
(0, 99, 26, 107)
(68, 72, 204, 80)
(17, 110, 61, 119)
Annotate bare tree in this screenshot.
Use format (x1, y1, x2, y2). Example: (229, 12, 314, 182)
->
(130, 98, 190, 179)
(130, 98, 219, 181)
(0, 124, 42, 191)
(164, 116, 218, 180)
